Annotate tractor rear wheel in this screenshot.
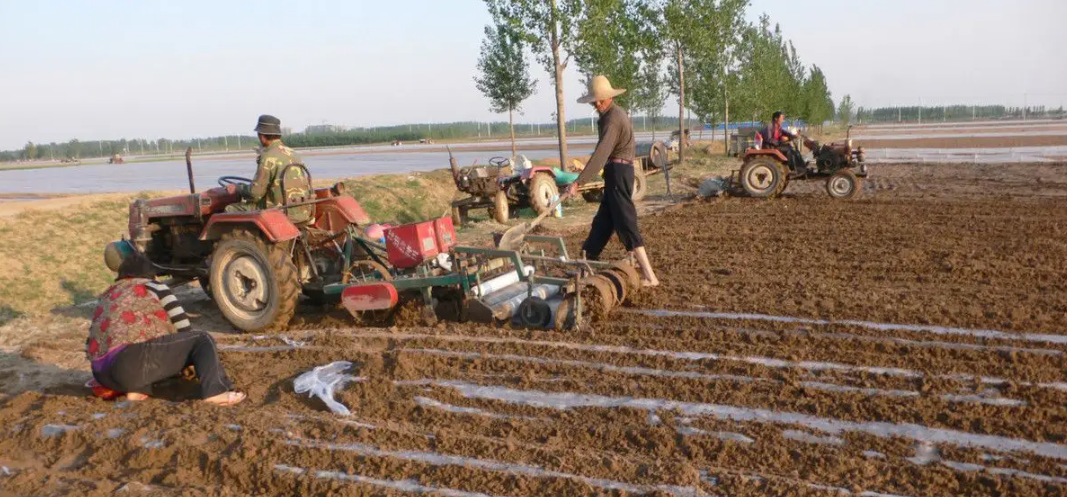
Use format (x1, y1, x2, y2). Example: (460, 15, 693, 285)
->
(632, 167, 647, 201)
(209, 229, 300, 332)
(528, 172, 559, 216)
(826, 169, 862, 200)
(580, 169, 647, 204)
(776, 164, 791, 196)
(492, 190, 509, 223)
(739, 157, 785, 198)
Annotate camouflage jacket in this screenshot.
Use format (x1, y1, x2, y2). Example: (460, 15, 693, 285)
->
(86, 278, 176, 361)
(249, 140, 313, 222)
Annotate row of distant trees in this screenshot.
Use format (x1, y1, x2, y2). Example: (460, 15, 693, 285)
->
(0, 117, 693, 162)
(474, 0, 841, 163)
(853, 105, 1066, 124)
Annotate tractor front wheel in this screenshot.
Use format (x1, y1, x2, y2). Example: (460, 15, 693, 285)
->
(450, 205, 467, 226)
(580, 168, 647, 204)
(739, 157, 785, 198)
(492, 190, 509, 223)
(528, 172, 559, 216)
(209, 229, 300, 332)
(825, 169, 862, 200)
(632, 167, 648, 201)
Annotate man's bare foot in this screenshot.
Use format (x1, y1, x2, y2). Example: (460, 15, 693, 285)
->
(641, 278, 659, 288)
(126, 392, 149, 401)
(204, 391, 246, 407)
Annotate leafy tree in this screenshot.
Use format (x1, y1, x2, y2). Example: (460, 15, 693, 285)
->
(837, 94, 855, 126)
(659, 0, 748, 165)
(572, 0, 656, 111)
(732, 16, 798, 125)
(475, 22, 537, 156)
(23, 142, 37, 160)
(629, 55, 667, 140)
(66, 139, 80, 159)
(800, 65, 834, 125)
(486, 0, 583, 169)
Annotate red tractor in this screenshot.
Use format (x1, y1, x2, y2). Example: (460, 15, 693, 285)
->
(104, 154, 374, 333)
(737, 127, 868, 199)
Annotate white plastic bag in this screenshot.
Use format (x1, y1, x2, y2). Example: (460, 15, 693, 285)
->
(293, 361, 360, 416)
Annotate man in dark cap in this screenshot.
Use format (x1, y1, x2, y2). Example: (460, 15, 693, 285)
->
(225, 115, 313, 222)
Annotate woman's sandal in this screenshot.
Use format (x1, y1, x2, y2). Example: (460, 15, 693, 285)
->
(204, 391, 246, 407)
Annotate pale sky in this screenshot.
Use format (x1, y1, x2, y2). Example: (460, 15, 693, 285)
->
(0, 0, 1064, 149)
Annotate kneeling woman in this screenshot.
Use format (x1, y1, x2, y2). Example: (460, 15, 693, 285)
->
(87, 253, 245, 406)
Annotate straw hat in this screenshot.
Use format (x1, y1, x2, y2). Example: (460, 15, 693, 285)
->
(577, 75, 626, 104)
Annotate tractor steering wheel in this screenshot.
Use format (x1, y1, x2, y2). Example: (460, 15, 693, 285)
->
(488, 156, 510, 167)
(218, 176, 253, 188)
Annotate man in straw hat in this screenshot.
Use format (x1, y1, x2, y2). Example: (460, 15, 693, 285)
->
(225, 114, 313, 223)
(567, 75, 659, 287)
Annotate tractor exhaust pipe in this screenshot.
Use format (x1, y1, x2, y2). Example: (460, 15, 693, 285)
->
(185, 147, 196, 194)
(447, 146, 464, 189)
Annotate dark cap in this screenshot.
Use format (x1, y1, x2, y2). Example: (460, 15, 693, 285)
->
(254, 114, 283, 135)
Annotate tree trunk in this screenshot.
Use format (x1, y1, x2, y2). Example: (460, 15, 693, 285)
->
(671, 44, 683, 196)
(550, 0, 568, 170)
(723, 89, 730, 156)
(509, 107, 516, 158)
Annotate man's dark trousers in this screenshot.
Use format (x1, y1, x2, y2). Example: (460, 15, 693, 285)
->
(582, 162, 644, 260)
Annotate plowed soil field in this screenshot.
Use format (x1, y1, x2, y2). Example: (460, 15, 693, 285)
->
(2, 163, 1067, 496)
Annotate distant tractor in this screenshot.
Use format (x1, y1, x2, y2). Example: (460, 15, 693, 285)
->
(449, 141, 670, 225)
(736, 127, 868, 199)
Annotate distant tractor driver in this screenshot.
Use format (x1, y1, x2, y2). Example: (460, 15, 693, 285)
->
(225, 115, 313, 223)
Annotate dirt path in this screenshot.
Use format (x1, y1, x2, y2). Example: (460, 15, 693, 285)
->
(1, 162, 1067, 496)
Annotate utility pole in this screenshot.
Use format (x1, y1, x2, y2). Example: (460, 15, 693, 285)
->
(1023, 92, 1028, 121)
(918, 97, 922, 125)
(224, 136, 228, 152)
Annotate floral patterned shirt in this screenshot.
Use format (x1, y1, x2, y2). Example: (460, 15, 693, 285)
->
(85, 278, 177, 361)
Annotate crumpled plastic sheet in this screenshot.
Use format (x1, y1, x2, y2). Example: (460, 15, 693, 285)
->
(698, 176, 730, 198)
(293, 361, 363, 416)
(279, 335, 307, 348)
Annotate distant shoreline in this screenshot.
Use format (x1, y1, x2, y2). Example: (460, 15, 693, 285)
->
(0, 132, 613, 172)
